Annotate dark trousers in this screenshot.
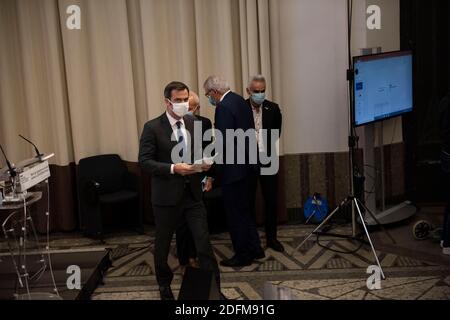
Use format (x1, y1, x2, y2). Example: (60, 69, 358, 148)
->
(249, 173, 279, 242)
(441, 150, 450, 247)
(222, 177, 261, 261)
(153, 188, 220, 287)
(176, 223, 197, 265)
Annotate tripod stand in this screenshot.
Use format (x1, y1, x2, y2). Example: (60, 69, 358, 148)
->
(291, 194, 396, 279)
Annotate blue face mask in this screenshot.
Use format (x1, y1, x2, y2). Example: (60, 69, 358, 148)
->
(208, 95, 217, 107)
(186, 111, 194, 116)
(251, 92, 265, 105)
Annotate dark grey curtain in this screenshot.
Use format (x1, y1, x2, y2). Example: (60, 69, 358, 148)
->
(401, 0, 450, 202)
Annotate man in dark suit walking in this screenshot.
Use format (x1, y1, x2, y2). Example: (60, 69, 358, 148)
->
(203, 75, 265, 267)
(175, 91, 214, 272)
(246, 75, 284, 252)
(139, 81, 221, 300)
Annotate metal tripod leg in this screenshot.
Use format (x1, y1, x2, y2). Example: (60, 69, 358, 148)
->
(356, 198, 396, 244)
(353, 199, 385, 279)
(291, 198, 347, 255)
(304, 208, 317, 225)
(305, 204, 325, 225)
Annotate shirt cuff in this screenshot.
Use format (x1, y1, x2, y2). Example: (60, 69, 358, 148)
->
(170, 164, 175, 174)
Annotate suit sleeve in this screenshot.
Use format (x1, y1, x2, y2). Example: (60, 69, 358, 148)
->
(275, 103, 282, 135)
(138, 123, 172, 176)
(202, 118, 213, 151)
(204, 118, 220, 181)
(210, 105, 234, 181)
(205, 118, 213, 132)
(215, 104, 234, 135)
(215, 104, 235, 161)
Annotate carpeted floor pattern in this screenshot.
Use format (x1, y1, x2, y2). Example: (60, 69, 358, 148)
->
(1, 224, 450, 300)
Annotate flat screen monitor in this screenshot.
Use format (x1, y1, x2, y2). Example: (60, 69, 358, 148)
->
(353, 50, 413, 126)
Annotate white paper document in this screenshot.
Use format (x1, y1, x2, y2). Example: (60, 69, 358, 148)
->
(192, 154, 218, 172)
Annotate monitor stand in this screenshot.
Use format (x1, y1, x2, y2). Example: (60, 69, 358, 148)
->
(359, 47, 417, 226)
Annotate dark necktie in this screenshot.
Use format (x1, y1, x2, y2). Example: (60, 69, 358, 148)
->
(176, 121, 186, 158)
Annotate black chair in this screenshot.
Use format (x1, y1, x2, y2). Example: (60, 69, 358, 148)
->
(77, 154, 143, 238)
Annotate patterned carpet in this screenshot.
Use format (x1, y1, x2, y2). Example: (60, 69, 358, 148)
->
(2, 225, 450, 300)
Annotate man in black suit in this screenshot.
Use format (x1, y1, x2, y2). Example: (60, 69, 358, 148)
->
(175, 91, 214, 271)
(203, 75, 265, 267)
(246, 75, 284, 252)
(139, 82, 221, 300)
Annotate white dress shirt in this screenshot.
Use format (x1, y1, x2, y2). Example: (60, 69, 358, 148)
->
(251, 103, 265, 152)
(220, 90, 231, 102)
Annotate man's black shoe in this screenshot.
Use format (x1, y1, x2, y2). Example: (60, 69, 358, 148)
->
(254, 249, 266, 260)
(267, 239, 285, 252)
(220, 256, 252, 267)
(159, 285, 175, 300)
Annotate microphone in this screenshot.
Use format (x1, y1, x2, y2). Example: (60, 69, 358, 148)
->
(19, 134, 44, 159)
(0, 144, 16, 177)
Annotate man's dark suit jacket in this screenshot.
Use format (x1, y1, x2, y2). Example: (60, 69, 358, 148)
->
(246, 98, 282, 165)
(214, 91, 257, 185)
(138, 113, 203, 206)
(193, 114, 213, 151)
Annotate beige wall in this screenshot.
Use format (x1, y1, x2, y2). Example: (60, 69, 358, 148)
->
(356, 0, 403, 145)
(278, 0, 350, 155)
(278, 0, 402, 156)
(366, 0, 400, 52)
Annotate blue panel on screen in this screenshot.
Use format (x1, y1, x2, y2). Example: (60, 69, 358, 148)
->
(353, 51, 413, 126)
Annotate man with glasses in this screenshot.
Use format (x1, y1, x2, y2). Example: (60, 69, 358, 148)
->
(203, 75, 265, 267)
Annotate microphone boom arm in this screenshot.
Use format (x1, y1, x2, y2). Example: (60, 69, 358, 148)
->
(19, 134, 43, 159)
(0, 144, 16, 177)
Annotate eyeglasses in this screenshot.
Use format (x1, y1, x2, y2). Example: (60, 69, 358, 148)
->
(250, 89, 266, 94)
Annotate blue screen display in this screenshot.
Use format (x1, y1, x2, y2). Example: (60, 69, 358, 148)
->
(353, 51, 413, 126)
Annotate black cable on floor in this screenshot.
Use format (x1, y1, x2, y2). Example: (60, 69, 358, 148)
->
(315, 224, 365, 254)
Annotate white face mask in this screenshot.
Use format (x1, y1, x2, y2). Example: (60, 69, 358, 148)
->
(170, 100, 189, 117)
